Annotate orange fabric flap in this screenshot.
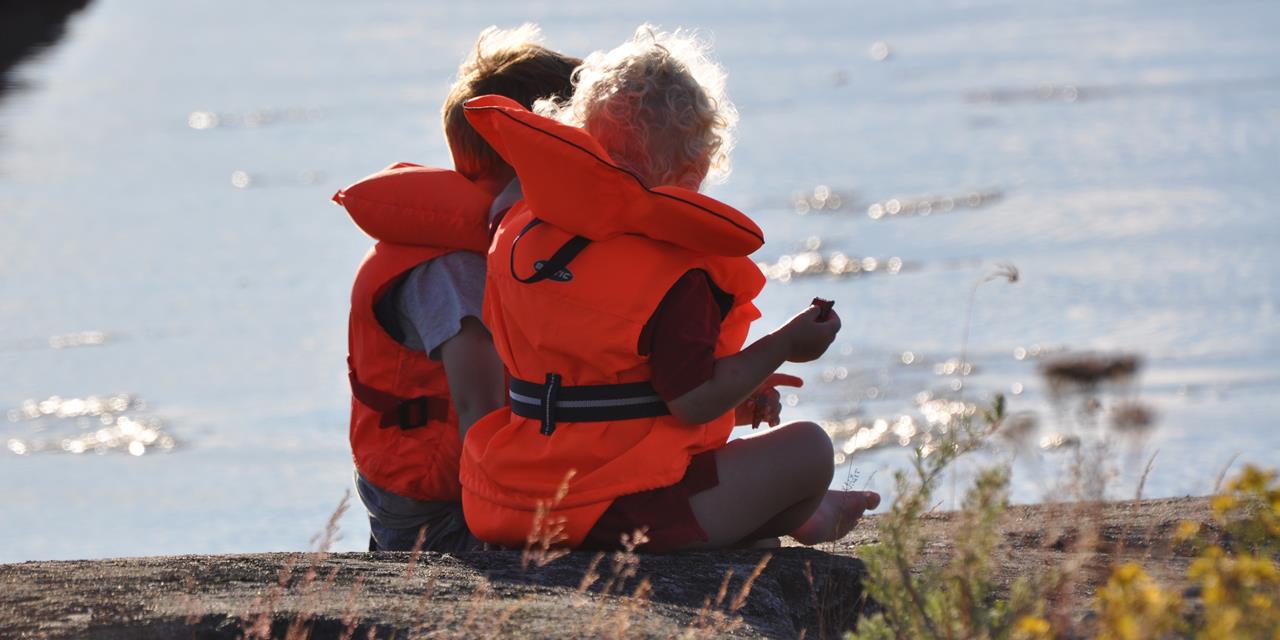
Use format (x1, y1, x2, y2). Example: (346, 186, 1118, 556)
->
(333, 162, 491, 252)
(463, 95, 764, 257)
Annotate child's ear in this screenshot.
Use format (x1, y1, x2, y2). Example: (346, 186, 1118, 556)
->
(448, 144, 473, 179)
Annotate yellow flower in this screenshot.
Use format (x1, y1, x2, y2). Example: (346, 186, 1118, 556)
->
(1229, 465, 1275, 494)
(1012, 615, 1052, 640)
(1114, 562, 1143, 584)
(1174, 520, 1201, 543)
(1095, 563, 1182, 640)
(1211, 494, 1237, 517)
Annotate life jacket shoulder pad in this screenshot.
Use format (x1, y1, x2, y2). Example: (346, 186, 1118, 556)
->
(333, 162, 490, 252)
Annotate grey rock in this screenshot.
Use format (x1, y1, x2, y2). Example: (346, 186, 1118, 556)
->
(0, 548, 868, 639)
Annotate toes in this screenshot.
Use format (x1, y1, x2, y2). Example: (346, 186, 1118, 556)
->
(863, 491, 881, 510)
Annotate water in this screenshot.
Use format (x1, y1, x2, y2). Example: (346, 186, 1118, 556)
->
(1, 0, 1277, 562)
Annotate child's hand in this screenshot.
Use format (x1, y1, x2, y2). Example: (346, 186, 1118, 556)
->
(734, 373, 804, 428)
(775, 303, 841, 363)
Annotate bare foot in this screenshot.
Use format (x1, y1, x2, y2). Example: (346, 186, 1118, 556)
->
(789, 490, 881, 545)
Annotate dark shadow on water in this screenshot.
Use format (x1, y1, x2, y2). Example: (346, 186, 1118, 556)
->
(0, 0, 93, 101)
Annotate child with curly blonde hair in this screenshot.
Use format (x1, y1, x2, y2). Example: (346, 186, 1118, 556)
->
(459, 26, 878, 551)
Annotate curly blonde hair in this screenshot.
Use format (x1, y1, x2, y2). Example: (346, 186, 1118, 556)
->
(442, 24, 580, 180)
(535, 26, 737, 190)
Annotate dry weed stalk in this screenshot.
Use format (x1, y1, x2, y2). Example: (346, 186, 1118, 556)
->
(1134, 449, 1158, 501)
(490, 592, 538, 637)
(729, 553, 771, 612)
(804, 462, 871, 637)
(522, 469, 576, 569)
(957, 262, 1019, 392)
(584, 528, 653, 637)
(598, 528, 649, 597)
(1213, 452, 1240, 494)
(606, 576, 654, 640)
(407, 565, 437, 638)
(575, 551, 606, 599)
(458, 580, 493, 634)
(404, 524, 428, 580)
(242, 557, 298, 639)
(237, 492, 350, 640)
(683, 553, 771, 639)
(688, 569, 735, 636)
(336, 575, 367, 640)
(178, 574, 201, 626)
(433, 592, 459, 635)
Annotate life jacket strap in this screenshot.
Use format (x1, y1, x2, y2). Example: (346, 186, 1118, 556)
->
(509, 376, 671, 436)
(509, 218, 590, 284)
(349, 368, 449, 430)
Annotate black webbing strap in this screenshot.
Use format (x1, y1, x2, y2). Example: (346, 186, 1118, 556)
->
(508, 375, 671, 436)
(349, 367, 449, 430)
(509, 218, 591, 284)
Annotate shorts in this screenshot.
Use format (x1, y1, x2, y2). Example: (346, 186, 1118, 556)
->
(580, 450, 720, 553)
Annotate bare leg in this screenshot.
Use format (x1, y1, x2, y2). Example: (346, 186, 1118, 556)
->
(681, 421, 835, 549)
(737, 491, 826, 542)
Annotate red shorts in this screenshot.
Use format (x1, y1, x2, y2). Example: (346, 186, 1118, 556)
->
(580, 450, 719, 553)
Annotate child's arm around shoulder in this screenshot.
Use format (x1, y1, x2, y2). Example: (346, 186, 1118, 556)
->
(395, 253, 505, 438)
(438, 316, 505, 437)
(666, 305, 840, 425)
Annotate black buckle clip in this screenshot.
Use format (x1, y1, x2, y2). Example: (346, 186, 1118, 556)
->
(540, 373, 561, 436)
(397, 397, 431, 429)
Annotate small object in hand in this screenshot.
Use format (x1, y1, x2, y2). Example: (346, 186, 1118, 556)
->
(811, 297, 835, 322)
(750, 396, 765, 429)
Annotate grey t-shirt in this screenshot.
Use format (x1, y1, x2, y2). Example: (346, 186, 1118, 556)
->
(374, 178, 522, 359)
(382, 251, 486, 358)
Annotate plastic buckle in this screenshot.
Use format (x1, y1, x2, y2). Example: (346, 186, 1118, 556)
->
(397, 397, 431, 429)
(540, 373, 561, 436)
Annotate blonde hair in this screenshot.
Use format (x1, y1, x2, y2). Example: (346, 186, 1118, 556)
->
(535, 25, 737, 190)
(442, 24, 580, 180)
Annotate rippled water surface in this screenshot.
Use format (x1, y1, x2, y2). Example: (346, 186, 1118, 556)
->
(2, 0, 1277, 561)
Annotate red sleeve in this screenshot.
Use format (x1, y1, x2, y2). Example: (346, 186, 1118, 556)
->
(639, 270, 723, 402)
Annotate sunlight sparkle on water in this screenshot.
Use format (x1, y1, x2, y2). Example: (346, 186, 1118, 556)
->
(230, 170, 253, 189)
(4, 395, 178, 457)
(865, 189, 1001, 220)
(757, 250, 909, 281)
(869, 41, 891, 61)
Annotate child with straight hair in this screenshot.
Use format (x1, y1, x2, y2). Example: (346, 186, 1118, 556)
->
(458, 26, 878, 552)
(334, 25, 579, 552)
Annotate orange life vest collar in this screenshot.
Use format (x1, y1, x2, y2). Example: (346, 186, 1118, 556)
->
(462, 95, 763, 257)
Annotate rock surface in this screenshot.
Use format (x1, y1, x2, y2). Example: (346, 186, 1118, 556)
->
(1, 548, 866, 639)
(1, 497, 1212, 639)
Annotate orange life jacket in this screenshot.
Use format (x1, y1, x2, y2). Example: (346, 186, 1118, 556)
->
(457, 95, 767, 548)
(336, 162, 493, 502)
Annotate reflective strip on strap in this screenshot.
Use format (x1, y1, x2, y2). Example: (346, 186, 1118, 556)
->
(508, 377, 670, 424)
(508, 391, 663, 409)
